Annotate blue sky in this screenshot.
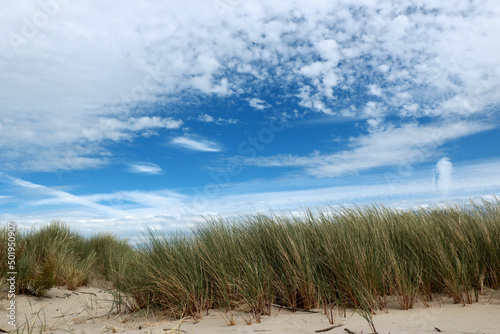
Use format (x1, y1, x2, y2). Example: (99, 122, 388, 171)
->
(1, 0, 500, 236)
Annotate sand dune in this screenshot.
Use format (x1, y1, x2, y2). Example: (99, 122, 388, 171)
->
(2, 285, 500, 334)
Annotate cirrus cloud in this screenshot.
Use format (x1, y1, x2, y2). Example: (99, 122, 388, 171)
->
(171, 136, 222, 152)
(127, 162, 162, 175)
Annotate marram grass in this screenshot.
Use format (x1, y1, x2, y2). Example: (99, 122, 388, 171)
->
(0, 221, 135, 296)
(1, 200, 500, 330)
(122, 200, 500, 324)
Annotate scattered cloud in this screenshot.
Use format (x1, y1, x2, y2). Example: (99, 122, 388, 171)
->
(127, 162, 162, 175)
(0, 115, 182, 171)
(195, 114, 237, 125)
(248, 98, 270, 110)
(1, 1, 500, 172)
(197, 114, 214, 122)
(367, 84, 383, 97)
(171, 136, 221, 152)
(215, 118, 238, 125)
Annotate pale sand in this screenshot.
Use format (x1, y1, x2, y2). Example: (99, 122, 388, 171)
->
(1, 285, 500, 334)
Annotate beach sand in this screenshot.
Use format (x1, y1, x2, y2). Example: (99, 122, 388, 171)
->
(2, 285, 500, 333)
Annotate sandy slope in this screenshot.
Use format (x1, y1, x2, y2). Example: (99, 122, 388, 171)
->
(1, 285, 500, 334)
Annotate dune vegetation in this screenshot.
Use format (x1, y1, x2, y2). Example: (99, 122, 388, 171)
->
(0, 221, 134, 297)
(1, 200, 500, 332)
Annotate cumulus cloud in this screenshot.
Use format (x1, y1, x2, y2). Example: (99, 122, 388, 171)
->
(171, 136, 221, 152)
(1, 0, 499, 172)
(4, 1, 500, 120)
(127, 162, 162, 175)
(367, 84, 383, 97)
(197, 114, 214, 122)
(215, 118, 238, 125)
(248, 98, 270, 110)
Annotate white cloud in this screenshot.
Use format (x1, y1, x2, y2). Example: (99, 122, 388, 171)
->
(368, 84, 383, 97)
(171, 136, 221, 152)
(1, 0, 499, 172)
(127, 162, 162, 175)
(363, 101, 386, 120)
(300, 62, 326, 78)
(0, 116, 182, 171)
(436, 157, 453, 195)
(3, 1, 499, 120)
(248, 98, 270, 110)
(3, 158, 500, 237)
(81, 117, 182, 142)
(191, 76, 230, 95)
(215, 118, 238, 125)
(0, 173, 126, 218)
(316, 39, 341, 65)
(197, 114, 214, 122)
(195, 113, 237, 125)
(236, 120, 492, 178)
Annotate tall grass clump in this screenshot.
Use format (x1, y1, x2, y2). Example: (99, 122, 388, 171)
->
(198, 217, 277, 321)
(123, 230, 211, 320)
(0, 221, 135, 296)
(86, 232, 136, 287)
(124, 199, 500, 331)
(14, 221, 93, 295)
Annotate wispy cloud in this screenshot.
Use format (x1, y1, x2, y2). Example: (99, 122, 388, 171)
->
(0, 173, 126, 218)
(171, 136, 221, 152)
(3, 158, 500, 236)
(236, 121, 492, 177)
(82, 117, 182, 142)
(127, 162, 162, 175)
(0, 115, 182, 172)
